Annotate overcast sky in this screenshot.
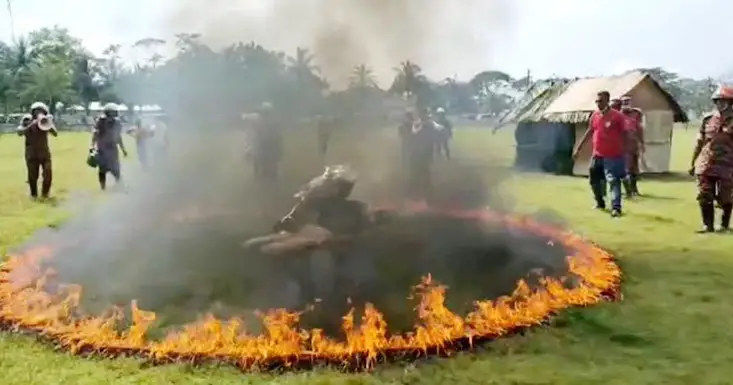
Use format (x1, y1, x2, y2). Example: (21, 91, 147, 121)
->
(1, 0, 729, 80)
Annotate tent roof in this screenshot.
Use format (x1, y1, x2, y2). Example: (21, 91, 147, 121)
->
(499, 71, 689, 125)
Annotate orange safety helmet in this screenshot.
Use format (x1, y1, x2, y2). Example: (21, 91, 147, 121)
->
(712, 85, 733, 100)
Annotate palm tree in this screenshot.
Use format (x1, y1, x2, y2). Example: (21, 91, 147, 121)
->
(288, 47, 319, 76)
(133, 37, 166, 69)
(389, 60, 427, 99)
(20, 61, 74, 114)
(348, 64, 377, 90)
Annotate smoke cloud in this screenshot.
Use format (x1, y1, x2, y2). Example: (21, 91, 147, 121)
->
(4, 2, 574, 339)
(165, 0, 514, 87)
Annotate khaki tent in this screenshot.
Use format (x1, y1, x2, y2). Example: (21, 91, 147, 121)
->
(498, 71, 688, 176)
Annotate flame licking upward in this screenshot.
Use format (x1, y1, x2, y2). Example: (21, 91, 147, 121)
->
(0, 210, 620, 372)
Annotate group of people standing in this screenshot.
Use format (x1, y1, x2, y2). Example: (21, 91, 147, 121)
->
(573, 92, 645, 218)
(15, 102, 144, 200)
(577, 85, 733, 234)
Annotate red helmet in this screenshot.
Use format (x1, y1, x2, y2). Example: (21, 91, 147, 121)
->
(712, 85, 733, 100)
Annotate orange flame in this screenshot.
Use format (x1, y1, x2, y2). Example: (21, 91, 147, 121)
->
(0, 210, 621, 372)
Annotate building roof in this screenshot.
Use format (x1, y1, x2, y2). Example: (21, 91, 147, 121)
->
(499, 71, 689, 125)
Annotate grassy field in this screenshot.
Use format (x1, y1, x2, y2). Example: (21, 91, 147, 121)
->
(1, 125, 732, 385)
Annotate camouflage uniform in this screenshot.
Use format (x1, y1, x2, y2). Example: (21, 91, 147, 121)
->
(274, 166, 374, 302)
(694, 108, 733, 231)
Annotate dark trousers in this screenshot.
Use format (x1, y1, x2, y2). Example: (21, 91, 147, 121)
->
(407, 157, 432, 199)
(589, 155, 625, 211)
(435, 137, 451, 159)
(26, 156, 52, 197)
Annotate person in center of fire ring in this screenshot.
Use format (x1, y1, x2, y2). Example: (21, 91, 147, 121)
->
(406, 107, 437, 199)
(433, 107, 453, 159)
(251, 102, 282, 182)
(251, 165, 374, 301)
(574, 91, 627, 217)
(689, 85, 733, 233)
(91, 103, 128, 191)
(16, 102, 58, 200)
(620, 96, 645, 198)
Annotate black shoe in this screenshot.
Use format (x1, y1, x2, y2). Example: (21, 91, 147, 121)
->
(698, 203, 715, 233)
(720, 204, 732, 231)
(611, 209, 622, 217)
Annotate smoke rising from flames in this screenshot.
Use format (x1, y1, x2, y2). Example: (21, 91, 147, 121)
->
(165, 0, 514, 87)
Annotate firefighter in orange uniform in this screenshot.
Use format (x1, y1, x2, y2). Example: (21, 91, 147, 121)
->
(689, 85, 733, 233)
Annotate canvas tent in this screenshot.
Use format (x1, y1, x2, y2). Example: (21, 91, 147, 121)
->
(498, 71, 688, 176)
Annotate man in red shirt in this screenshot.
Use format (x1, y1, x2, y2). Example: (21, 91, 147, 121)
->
(574, 91, 627, 217)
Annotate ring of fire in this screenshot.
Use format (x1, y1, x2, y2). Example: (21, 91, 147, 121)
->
(0, 208, 621, 372)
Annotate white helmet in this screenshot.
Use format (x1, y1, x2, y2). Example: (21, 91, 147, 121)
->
(435, 107, 446, 114)
(30, 102, 49, 113)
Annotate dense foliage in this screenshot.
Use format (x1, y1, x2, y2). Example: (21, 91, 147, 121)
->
(0, 26, 721, 121)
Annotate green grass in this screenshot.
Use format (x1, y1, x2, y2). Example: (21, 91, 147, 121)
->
(2, 125, 732, 384)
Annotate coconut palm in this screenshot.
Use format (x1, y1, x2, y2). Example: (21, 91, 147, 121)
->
(348, 64, 377, 90)
(19, 61, 75, 113)
(389, 60, 427, 99)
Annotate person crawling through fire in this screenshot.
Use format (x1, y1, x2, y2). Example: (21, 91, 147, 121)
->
(244, 165, 373, 255)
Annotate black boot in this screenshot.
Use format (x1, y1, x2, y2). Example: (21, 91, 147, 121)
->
(719, 204, 732, 232)
(697, 203, 715, 233)
(630, 175, 640, 196)
(28, 181, 38, 199)
(623, 179, 633, 198)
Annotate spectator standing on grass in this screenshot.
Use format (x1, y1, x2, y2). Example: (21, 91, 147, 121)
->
(610, 98, 622, 111)
(398, 110, 415, 168)
(689, 85, 733, 233)
(620, 96, 645, 198)
(251, 102, 282, 182)
(149, 117, 170, 165)
(17, 102, 58, 200)
(127, 117, 151, 170)
(433, 107, 452, 159)
(317, 114, 335, 157)
(573, 91, 627, 217)
(406, 107, 438, 199)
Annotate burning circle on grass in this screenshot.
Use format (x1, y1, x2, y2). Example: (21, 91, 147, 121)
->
(0, 209, 621, 372)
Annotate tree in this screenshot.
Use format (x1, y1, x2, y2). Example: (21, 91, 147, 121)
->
(470, 70, 516, 116)
(19, 61, 74, 114)
(389, 60, 434, 109)
(349, 64, 377, 90)
(133, 37, 166, 69)
(72, 56, 98, 114)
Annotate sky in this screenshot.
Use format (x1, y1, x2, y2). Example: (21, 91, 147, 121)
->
(1, 0, 731, 81)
